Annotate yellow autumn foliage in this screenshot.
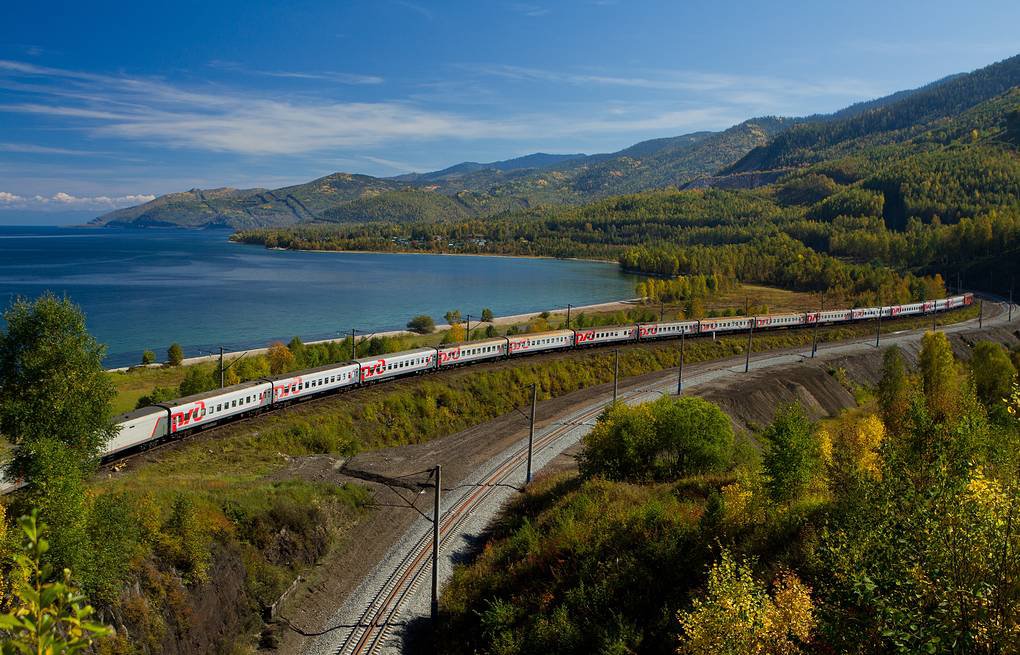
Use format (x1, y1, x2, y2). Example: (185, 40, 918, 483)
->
(678, 549, 815, 655)
(830, 414, 885, 477)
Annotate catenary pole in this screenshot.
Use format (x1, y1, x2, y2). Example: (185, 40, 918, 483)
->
(876, 298, 882, 347)
(744, 320, 754, 373)
(613, 349, 620, 403)
(979, 299, 983, 328)
(219, 346, 224, 388)
(566, 304, 572, 328)
(677, 331, 685, 394)
(350, 328, 357, 360)
(431, 465, 442, 622)
(526, 383, 537, 484)
(465, 315, 471, 342)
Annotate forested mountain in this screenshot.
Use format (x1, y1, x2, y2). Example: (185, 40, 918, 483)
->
(726, 54, 1020, 174)
(392, 152, 587, 182)
(94, 54, 1019, 229)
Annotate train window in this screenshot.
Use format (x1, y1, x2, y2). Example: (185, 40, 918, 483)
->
(217, 404, 222, 411)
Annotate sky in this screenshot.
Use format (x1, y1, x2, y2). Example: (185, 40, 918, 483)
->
(1, 0, 1018, 216)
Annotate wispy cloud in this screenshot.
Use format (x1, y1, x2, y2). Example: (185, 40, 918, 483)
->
(0, 190, 155, 210)
(0, 58, 749, 159)
(392, 0, 433, 20)
(0, 143, 107, 156)
(507, 3, 551, 17)
(471, 64, 881, 105)
(207, 60, 384, 85)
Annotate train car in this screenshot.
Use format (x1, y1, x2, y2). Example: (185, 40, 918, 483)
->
(355, 347, 437, 383)
(943, 295, 969, 310)
(507, 330, 574, 355)
(107, 406, 170, 457)
(437, 338, 508, 368)
(963, 292, 974, 305)
(895, 302, 924, 317)
(851, 307, 882, 320)
(162, 379, 273, 435)
(817, 309, 852, 323)
(637, 320, 699, 340)
(574, 325, 637, 347)
(698, 316, 753, 334)
(754, 313, 806, 329)
(269, 361, 360, 404)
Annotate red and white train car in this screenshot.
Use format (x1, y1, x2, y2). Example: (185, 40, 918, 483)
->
(270, 361, 360, 403)
(163, 379, 273, 435)
(574, 325, 637, 346)
(699, 317, 753, 334)
(507, 330, 574, 355)
(106, 405, 169, 456)
(754, 313, 805, 329)
(437, 338, 507, 367)
(356, 347, 437, 383)
(637, 320, 699, 340)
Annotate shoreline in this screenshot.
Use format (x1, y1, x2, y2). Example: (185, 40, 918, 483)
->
(231, 238, 619, 266)
(106, 297, 642, 373)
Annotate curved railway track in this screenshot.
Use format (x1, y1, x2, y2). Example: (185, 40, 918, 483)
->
(330, 371, 696, 655)
(303, 301, 1009, 655)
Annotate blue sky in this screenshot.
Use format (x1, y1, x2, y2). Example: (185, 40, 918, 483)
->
(1, 0, 1018, 214)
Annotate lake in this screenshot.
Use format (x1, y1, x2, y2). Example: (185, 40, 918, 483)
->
(0, 226, 640, 367)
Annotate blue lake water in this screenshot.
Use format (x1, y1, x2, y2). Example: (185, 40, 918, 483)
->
(0, 226, 639, 367)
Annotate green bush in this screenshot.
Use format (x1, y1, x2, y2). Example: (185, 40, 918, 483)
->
(579, 396, 733, 481)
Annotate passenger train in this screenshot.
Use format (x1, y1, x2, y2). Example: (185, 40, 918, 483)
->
(0, 293, 976, 495)
(103, 293, 972, 459)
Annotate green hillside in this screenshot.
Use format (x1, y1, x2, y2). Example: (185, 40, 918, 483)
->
(726, 54, 1020, 173)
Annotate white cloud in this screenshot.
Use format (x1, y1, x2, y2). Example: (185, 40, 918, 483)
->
(507, 3, 551, 17)
(0, 191, 155, 211)
(207, 60, 384, 85)
(0, 142, 106, 156)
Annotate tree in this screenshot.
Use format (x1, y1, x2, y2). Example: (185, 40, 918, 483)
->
(677, 549, 814, 655)
(441, 323, 465, 344)
(444, 309, 462, 325)
(919, 331, 959, 420)
(134, 386, 176, 410)
(177, 366, 215, 396)
(650, 396, 733, 478)
(970, 341, 1017, 409)
(485, 324, 498, 338)
(481, 308, 494, 322)
(0, 294, 116, 478)
(579, 403, 657, 480)
(877, 346, 910, 435)
(167, 342, 184, 366)
(140, 350, 156, 365)
(286, 336, 307, 368)
(267, 341, 295, 374)
(406, 314, 436, 334)
(761, 404, 822, 503)
(829, 413, 885, 478)
(0, 511, 113, 654)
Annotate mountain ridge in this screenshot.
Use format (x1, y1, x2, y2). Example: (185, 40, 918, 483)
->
(92, 56, 1019, 229)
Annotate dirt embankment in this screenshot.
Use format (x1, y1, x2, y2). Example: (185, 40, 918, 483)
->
(694, 324, 1019, 433)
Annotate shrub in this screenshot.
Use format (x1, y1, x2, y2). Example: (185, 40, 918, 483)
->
(167, 343, 184, 366)
(761, 404, 822, 503)
(407, 314, 436, 334)
(141, 350, 156, 365)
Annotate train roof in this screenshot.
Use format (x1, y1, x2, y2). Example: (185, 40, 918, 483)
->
(437, 337, 507, 349)
(161, 378, 271, 408)
(266, 360, 359, 383)
(354, 346, 437, 365)
(113, 404, 167, 422)
(508, 329, 575, 338)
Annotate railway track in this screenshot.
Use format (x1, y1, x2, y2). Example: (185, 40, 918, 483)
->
(329, 372, 685, 655)
(304, 301, 1008, 655)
